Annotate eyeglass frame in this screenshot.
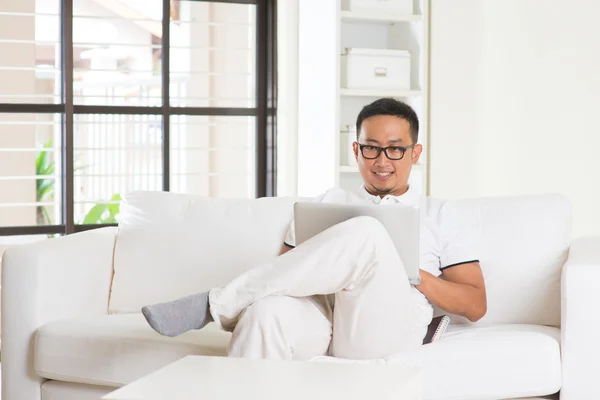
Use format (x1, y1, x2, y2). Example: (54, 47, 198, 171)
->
(355, 142, 417, 161)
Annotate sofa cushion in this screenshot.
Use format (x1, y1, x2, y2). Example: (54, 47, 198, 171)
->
(34, 313, 231, 387)
(436, 194, 571, 326)
(418, 324, 562, 400)
(109, 191, 299, 313)
(314, 324, 561, 400)
(35, 315, 560, 400)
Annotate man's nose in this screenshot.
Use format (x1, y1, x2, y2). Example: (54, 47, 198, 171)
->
(374, 150, 391, 166)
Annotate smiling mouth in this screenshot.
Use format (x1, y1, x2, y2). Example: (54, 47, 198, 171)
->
(373, 171, 393, 179)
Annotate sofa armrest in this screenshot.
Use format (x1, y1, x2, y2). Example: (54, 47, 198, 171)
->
(1, 227, 117, 400)
(561, 235, 600, 400)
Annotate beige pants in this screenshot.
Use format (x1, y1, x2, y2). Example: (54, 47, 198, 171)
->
(209, 216, 427, 360)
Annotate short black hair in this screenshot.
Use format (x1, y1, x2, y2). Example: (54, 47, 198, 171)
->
(356, 98, 419, 144)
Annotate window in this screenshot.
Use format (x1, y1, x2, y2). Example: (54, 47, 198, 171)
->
(0, 0, 277, 238)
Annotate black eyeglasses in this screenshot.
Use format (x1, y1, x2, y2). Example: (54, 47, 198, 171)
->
(357, 143, 416, 160)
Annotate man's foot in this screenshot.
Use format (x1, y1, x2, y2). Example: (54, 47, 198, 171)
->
(141, 292, 213, 337)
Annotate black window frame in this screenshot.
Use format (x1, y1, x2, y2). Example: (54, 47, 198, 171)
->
(0, 0, 277, 237)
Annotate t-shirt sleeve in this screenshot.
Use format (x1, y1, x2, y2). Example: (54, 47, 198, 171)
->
(283, 190, 331, 248)
(439, 201, 482, 270)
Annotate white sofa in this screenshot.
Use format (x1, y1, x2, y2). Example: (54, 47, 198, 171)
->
(2, 191, 599, 400)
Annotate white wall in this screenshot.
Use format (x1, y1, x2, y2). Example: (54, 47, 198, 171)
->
(296, 0, 339, 197)
(430, 0, 600, 238)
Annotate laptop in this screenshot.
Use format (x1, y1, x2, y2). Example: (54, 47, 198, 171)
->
(293, 202, 421, 285)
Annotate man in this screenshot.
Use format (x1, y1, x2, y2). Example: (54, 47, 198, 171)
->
(142, 98, 487, 360)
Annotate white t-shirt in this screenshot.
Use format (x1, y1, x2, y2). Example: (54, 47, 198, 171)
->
(283, 185, 481, 327)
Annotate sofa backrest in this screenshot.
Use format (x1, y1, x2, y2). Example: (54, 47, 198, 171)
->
(434, 194, 571, 327)
(109, 191, 299, 313)
(110, 191, 571, 327)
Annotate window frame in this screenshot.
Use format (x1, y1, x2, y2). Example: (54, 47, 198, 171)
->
(0, 0, 277, 236)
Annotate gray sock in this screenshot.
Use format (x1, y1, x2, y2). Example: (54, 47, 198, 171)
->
(141, 292, 213, 337)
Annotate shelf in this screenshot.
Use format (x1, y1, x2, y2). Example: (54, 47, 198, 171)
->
(340, 88, 422, 98)
(340, 165, 359, 173)
(341, 10, 423, 23)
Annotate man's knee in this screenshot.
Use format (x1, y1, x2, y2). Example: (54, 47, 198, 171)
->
(340, 216, 388, 239)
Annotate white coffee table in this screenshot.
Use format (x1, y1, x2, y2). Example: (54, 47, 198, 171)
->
(103, 355, 423, 400)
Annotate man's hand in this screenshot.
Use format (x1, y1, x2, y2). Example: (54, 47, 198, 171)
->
(415, 262, 487, 322)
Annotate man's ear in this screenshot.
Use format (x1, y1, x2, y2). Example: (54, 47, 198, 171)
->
(412, 144, 423, 164)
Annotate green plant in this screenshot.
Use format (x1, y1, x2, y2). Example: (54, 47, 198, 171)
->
(81, 193, 122, 224)
(35, 139, 55, 225)
(36, 138, 121, 226)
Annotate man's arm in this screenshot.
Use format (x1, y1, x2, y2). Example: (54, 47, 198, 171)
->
(415, 262, 487, 322)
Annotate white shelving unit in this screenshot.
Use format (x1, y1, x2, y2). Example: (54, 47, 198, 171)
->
(336, 0, 430, 196)
(340, 10, 423, 23)
(296, 0, 429, 197)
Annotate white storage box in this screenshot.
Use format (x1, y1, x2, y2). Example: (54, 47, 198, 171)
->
(341, 48, 411, 90)
(342, 0, 413, 14)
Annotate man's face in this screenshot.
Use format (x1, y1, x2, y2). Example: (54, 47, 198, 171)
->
(352, 115, 422, 197)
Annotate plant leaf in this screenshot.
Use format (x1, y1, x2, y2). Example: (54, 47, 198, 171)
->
(82, 204, 108, 224)
(42, 206, 52, 225)
(36, 140, 55, 201)
(107, 194, 121, 217)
